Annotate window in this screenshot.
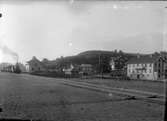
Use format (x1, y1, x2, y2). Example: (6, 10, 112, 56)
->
(149, 69, 152, 73)
(149, 64, 152, 67)
(154, 63, 157, 66)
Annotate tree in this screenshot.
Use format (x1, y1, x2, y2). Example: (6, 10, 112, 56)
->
(114, 49, 117, 53)
(14, 63, 21, 73)
(119, 50, 123, 54)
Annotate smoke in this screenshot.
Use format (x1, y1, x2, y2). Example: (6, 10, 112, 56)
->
(0, 34, 19, 63)
(0, 45, 19, 62)
(0, 41, 19, 63)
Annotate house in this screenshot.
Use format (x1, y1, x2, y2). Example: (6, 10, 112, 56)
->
(63, 64, 79, 77)
(79, 64, 93, 75)
(127, 54, 167, 80)
(0, 63, 12, 72)
(109, 57, 115, 71)
(1, 65, 14, 72)
(27, 56, 46, 73)
(63, 64, 74, 75)
(41, 58, 58, 72)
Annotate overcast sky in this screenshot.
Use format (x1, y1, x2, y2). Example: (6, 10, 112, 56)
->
(0, 1, 166, 63)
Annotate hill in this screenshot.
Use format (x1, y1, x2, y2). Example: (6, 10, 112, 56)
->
(55, 50, 138, 73)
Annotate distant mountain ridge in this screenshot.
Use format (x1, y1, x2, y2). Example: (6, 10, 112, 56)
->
(78, 50, 140, 56)
(55, 50, 140, 73)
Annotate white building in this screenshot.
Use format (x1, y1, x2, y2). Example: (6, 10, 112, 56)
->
(127, 54, 167, 81)
(109, 58, 115, 71)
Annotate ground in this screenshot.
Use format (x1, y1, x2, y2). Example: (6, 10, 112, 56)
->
(0, 73, 165, 121)
(71, 78, 165, 95)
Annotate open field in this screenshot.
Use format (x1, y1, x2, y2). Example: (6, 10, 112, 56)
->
(71, 78, 166, 95)
(0, 73, 165, 121)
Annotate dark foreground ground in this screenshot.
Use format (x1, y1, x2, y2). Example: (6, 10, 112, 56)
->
(71, 77, 165, 95)
(0, 73, 165, 121)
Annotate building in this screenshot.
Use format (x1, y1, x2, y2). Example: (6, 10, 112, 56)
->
(109, 57, 115, 71)
(1, 65, 14, 72)
(27, 56, 46, 73)
(127, 54, 167, 80)
(41, 58, 58, 72)
(79, 64, 93, 75)
(63, 64, 79, 77)
(0, 63, 12, 72)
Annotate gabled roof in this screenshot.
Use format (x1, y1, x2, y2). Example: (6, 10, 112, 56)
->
(27, 56, 46, 68)
(27, 56, 39, 63)
(127, 55, 160, 64)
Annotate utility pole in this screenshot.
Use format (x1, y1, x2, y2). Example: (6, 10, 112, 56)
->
(99, 51, 101, 77)
(101, 54, 103, 79)
(164, 6, 167, 121)
(0, 12, 2, 113)
(99, 51, 103, 79)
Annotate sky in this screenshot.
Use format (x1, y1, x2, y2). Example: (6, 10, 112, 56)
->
(0, 1, 166, 64)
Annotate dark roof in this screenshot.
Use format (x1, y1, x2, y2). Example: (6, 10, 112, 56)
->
(127, 55, 160, 64)
(80, 64, 92, 67)
(27, 57, 46, 67)
(27, 56, 39, 63)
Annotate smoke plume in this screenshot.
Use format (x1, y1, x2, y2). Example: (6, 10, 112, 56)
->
(0, 44, 19, 62)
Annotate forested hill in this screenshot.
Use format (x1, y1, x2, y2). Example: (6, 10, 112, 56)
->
(55, 50, 139, 73)
(78, 50, 138, 57)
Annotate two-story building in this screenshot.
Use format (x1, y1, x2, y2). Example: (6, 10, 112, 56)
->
(79, 64, 93, 75)
(26, 56, 46, 73)
(109, 57, 115, 71)
(127, 54, 166, 81)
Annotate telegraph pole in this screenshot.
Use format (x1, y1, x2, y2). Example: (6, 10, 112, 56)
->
(98, 51, 103, 79)
(164, 6, 167, 121)
(0, 12, 2, 113)
(98, 51, 101, 77)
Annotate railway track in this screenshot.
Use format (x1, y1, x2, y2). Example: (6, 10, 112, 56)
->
(58, 79, 166, 105)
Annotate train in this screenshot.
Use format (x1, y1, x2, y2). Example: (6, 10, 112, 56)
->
(1, 63, 21, 74)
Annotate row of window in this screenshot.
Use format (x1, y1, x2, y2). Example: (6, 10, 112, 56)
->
(129, 69, 152, 73)
(31, 67, 40, 71)
(128, 63, 152, 68)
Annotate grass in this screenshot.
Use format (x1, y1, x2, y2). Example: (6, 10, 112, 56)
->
(71, 78, 165, 95)
(0, 73, 164, 121)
